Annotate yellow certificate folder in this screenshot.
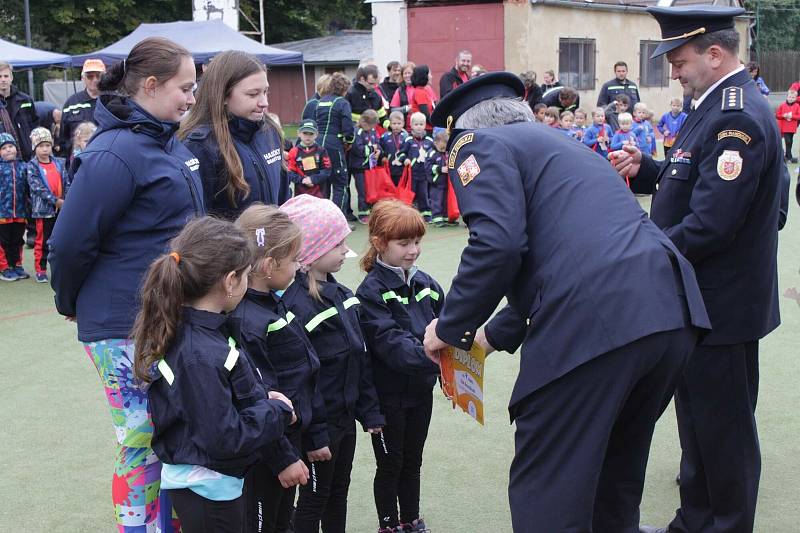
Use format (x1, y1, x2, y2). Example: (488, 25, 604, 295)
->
(439, 343, 486, 425)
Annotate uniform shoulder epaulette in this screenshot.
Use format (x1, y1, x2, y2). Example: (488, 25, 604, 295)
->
(721, 86, 743, 111)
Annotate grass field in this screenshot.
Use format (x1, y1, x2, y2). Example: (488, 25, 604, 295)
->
(1, 189, 799, 532)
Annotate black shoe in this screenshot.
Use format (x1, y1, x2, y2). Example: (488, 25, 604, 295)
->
(639, 527, 669, 533)
(345, 213, 358, 222)
(25, 239, 34, 249)
(675, 472, 681, 485)
(792, 157, 798, 163)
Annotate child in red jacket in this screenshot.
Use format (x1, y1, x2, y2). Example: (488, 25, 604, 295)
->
(776, 89, 800, 163)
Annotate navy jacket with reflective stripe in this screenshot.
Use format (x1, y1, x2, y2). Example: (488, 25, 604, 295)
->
(149, 308, 293, 478)
(356, 264, 443, 406)
(229, 288, 329, 475)
(282, 272, 385, 430)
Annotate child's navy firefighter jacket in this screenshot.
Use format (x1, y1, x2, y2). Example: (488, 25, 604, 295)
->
(282, 271, 385, 430)
(356, 261, 444, 407)
(397, 135, 434, 182)
(149, 307, 294, 478)
(229, 288, 329, 475)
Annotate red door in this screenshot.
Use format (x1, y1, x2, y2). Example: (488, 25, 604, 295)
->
(407, 2, 505, 99)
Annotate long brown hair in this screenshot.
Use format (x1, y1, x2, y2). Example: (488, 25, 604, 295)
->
(132, 217, 253, 382)
(235, 203, 302, 275)
(99, 37, 191, 96)
(179, 50, 282, 206)
(360, 200, 426, 272)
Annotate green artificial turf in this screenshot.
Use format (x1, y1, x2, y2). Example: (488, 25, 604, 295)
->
(1, 187, 799, 531)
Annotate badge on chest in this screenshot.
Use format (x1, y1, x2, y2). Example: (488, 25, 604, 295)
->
(670, 149, 692, 165)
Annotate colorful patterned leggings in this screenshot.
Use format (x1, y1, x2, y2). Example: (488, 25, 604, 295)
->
(84, 339, 180, 532)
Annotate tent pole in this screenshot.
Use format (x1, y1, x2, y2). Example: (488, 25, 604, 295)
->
(259, 0, 266, 45)
(301, 61, 308, 102)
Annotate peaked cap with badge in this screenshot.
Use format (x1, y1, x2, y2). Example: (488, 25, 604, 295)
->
(429, 70, 710, 531)
(629, 8, 782, 531)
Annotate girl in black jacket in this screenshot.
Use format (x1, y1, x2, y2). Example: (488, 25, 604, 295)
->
(133, 217, 295, 533)
(230, 204, 329, 533)
(356, 200, 444, 533)
(279, 194, 385, 533)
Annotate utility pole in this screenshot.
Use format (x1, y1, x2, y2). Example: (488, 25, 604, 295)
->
(23, 0, 34, 98)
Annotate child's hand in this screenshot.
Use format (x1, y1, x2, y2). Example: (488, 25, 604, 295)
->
(56, 199, 64, 209)
(367, 427, 383, 434)
(278, 460, 309, 488)
(404, 159, 412, 166)
(663, 129, 670, 137)
(268, 391, 296, 424)
(392, 159, 402, 166)
(307, 446, 332, 462)
(302, 177, 313, 187)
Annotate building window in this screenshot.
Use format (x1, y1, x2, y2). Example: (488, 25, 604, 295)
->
(558, 38, 596, 90)
(640, 41, 669, 87)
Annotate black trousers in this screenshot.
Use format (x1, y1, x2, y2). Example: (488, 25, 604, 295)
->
(244, 431, 301, 533)
(411, 179, 429, 215)
(783, 132, 794, 159)
(168, 488, 244, 533)
(351, 171, 370, 216)
(327, 148, 350, 217)
(294, 420, 357, 533)
(509, 325, 697, 533)
(371, 394, 433, 529)
(0, 221, 25, 269)
(669, 342, 760, 533)
(428, 182, 447, 222)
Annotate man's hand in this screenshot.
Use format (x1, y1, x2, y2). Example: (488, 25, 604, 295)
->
(278, 460, 309, 488)
(609, 144, 642, 178)
(423, 318, 448, 363)
(307, 446, 332, 462)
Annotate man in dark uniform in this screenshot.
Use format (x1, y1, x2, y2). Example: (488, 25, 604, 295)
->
(58, 58, 104, 156)
(541, 85, 580, 113)
(422, 72, 710, 532)
(611, 6, 781, 533)
(597, 61, 641, 107)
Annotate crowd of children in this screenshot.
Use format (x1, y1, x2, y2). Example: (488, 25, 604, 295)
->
(299, 70, 461, 228)
(133, 197, 439, 533)
(533, 95, 688, 177)
(0, 121, 94, 282)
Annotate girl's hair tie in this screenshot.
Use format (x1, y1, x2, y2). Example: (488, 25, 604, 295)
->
(255, 228, 266, 247)
(169, 252, 180, 264)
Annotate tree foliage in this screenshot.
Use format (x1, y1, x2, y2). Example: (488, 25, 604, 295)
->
(745, 0, 800, 51)
(0, 0, 370, 54)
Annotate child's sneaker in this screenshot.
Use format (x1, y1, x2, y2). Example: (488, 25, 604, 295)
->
(423, 215, 432, 223)
(359, 215, 370, 225)
(13, 266, 30, 280)
(401, 518, 430, 532)
(1, 269, 19, 281)
(35, 272, 48, 283)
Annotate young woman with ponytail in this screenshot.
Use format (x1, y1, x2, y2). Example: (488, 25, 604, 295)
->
(355, 200, 444, 533)
(180, 50, 289, 220)
(48, 37, 203, 532)
(133, 216, 296, 533)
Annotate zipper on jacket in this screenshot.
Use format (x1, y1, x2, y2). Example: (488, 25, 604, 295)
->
(247, 143, 273, 203)
(180, 167, 201, 215)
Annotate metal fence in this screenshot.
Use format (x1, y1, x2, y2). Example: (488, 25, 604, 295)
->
(760, 50, 800, 92)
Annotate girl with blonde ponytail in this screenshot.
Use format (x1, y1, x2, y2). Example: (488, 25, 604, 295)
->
(133, 216, 295, 532)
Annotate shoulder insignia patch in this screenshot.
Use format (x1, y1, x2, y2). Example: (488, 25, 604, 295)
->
(717, 150, 743, 180)
(717, 129, 751, 145)
(457, 154, 481, 186)
(721, 86, 743, 111)
(448, 133, 474, 169)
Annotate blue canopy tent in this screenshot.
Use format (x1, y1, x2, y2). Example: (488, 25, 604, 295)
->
(71, 20, 307, 98)
(0, 37, 71, 68)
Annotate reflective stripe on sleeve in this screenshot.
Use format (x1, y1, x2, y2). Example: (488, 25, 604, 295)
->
(158, 359, 175, 385)
(343, 297, 360, 309)
(266, 311, 296, 333)
(224, 337, 239, 371)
